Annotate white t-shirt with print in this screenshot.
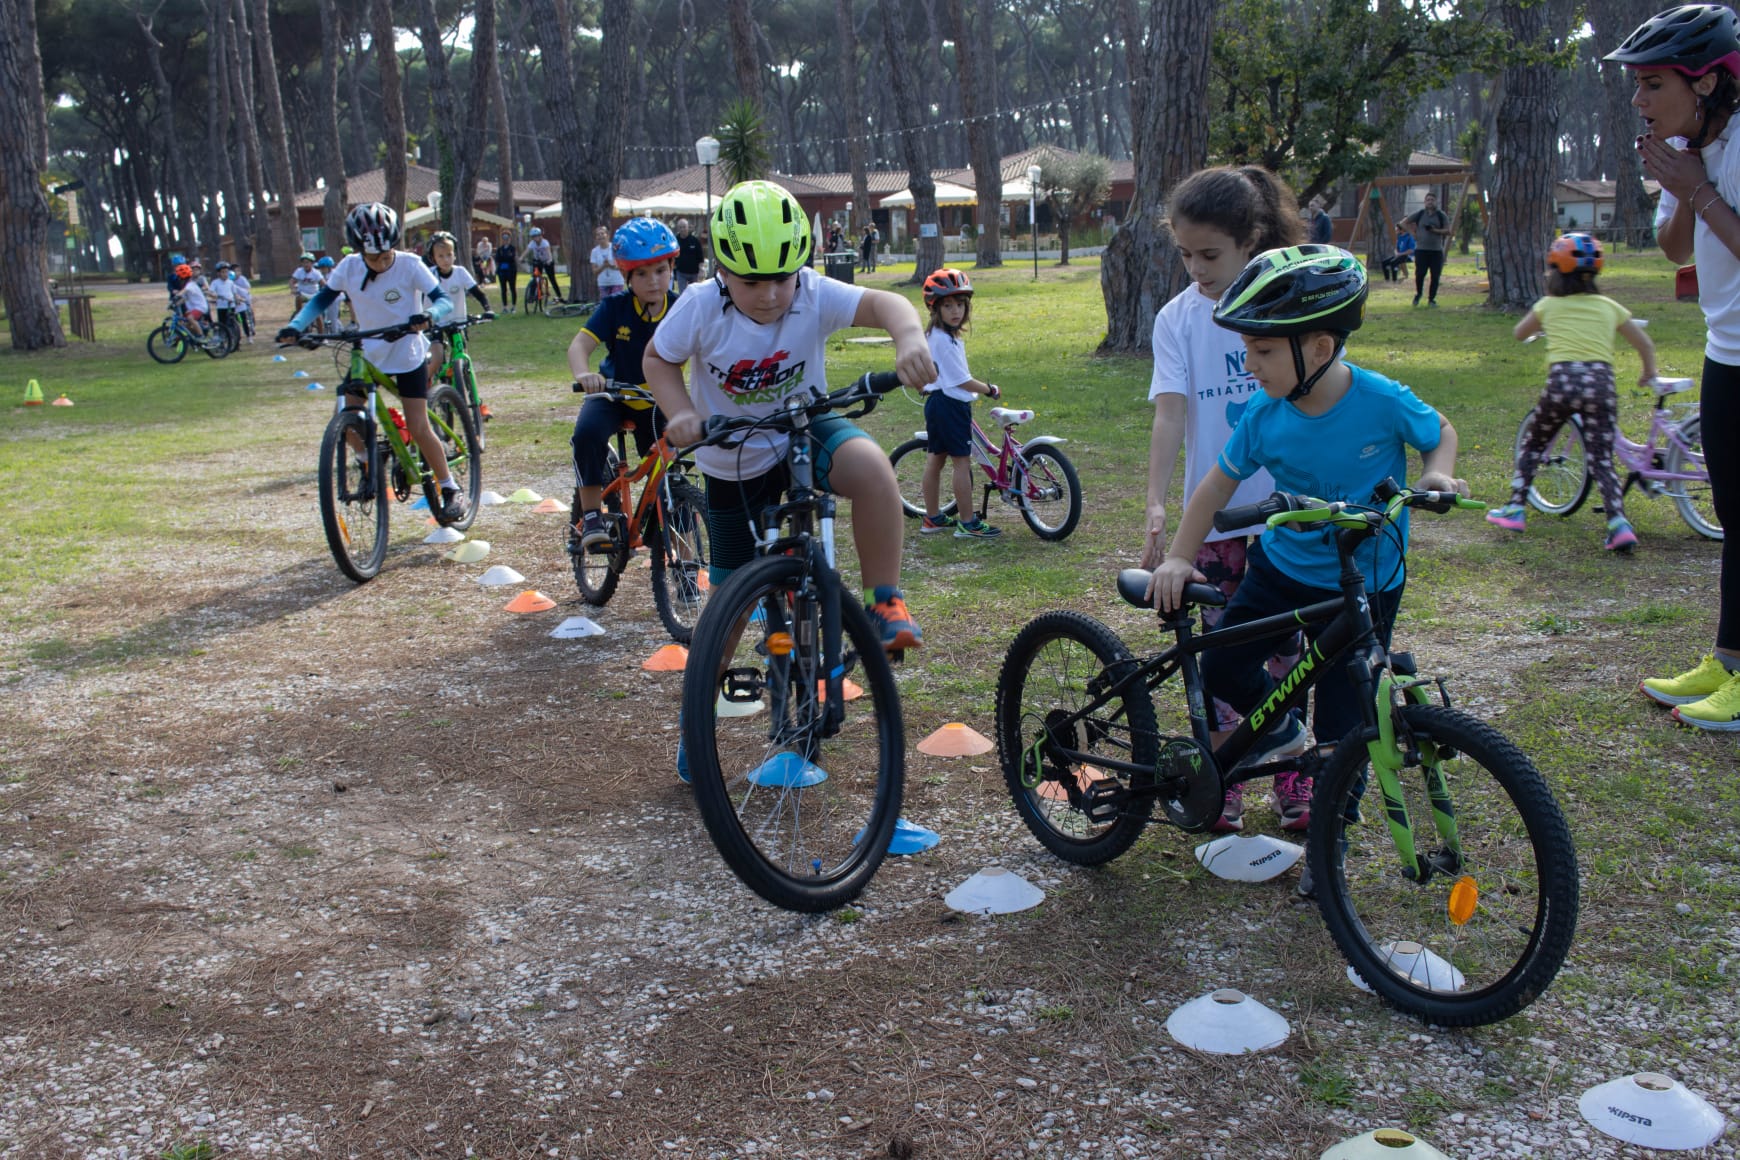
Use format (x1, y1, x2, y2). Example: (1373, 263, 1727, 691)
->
(323, 252, 443, 374)
(208, 276, 235, 309)
(651, 267, 866, 480)
(291, 267, 322, 299)
(1149, 285, 1277, 541)
(435, 264, 479, 322)
(924, 328, 978, 402)
(1656, 122, 1740, 363)
(591, 245, 625, 290)
(232, 274, 252, 305)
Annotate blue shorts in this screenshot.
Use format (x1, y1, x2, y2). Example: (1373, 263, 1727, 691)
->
(924, 392, 973, 457)
(704, 414, 874, 581)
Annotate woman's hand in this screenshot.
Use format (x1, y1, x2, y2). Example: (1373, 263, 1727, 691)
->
(1637, 133, 1710, 202)
(1139, 505, 1168, 570)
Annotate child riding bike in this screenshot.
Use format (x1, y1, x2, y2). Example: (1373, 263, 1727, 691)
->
(1148, 246, 1469, 895)
(568, 217, 681, 552)
(917, 267, 1005, 540)
(277, 202, 467, 524)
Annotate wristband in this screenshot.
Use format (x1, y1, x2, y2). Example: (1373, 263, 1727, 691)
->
(1697, 189, 1727, 218)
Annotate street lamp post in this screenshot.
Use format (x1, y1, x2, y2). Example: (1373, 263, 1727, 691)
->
(1027, 164, 1042, 281)
(696, 135, 720, 276)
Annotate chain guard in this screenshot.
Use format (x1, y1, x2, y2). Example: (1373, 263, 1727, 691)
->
(1157, 737, 1222, 832)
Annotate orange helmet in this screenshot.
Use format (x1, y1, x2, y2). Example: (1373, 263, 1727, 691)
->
(1547, 233, 1603, 275)
(174, 263, 193, 279)
(922, 267, 973, 308)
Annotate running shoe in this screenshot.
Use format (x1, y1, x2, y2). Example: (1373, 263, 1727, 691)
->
(1604, 516, 1638, 554)
(438, 486, 469, 525)
(1672, 671, 1740, 732)
(1640, 654, 1735, 706)
(578, 511, 612, 552)
(920, 513, 957, 534)
(1485, 503, 1527, 532)
(1209, 784, 1244, 833)
(1234, 710, 1308, 769)
(867, 592, 923, 652)
(954, 518, 1003, 539)
(1273, 770, 1313, 832)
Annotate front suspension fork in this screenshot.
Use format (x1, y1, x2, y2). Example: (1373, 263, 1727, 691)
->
(1365, 671, 1462, 882)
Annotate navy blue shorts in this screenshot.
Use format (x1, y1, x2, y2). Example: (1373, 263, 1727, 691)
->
(924, 392, 973, 457)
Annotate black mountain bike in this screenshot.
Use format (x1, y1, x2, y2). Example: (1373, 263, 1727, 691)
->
(679, 372, 905, 912)
(995, 482, 1579, 1026)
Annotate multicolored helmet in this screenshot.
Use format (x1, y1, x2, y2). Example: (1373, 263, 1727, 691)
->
(344, 202, 401, 254)
(1605, 3, 1740, 77)
(613, 217, 679, 273)
(1213, 244, 1368, 339)
(712, 180, 811, 277)
(1548, 233, 1604, 275)
(922, 268, 973, 308)
(428, 231, 457, 250)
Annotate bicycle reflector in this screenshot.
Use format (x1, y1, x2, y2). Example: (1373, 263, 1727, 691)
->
(1448, 875, 1479, 926)
(765, 631, 795, 656)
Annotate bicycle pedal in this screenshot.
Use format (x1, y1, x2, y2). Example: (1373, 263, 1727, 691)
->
(1080, 780, 1128, 824)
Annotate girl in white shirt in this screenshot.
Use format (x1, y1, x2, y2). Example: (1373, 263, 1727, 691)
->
(916, 268, 1003, 538)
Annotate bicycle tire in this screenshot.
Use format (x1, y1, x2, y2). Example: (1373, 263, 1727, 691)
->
(1665, 414, 1723, 541)
(318, 410, 390, 582)
(888, 437, 958, 521)
(1310, 704, 1578, 1027)
(1017, 445, 1083, 541)
(648, 477, 710, 644)
(569, 468, 628, 605)
(1515, 409, 1590, 517)
(423, 384, 483, 532)
(461, 362, 486, 452)
(221, 318, 241, 354)
(995, 610, 1159, 864)
(682, 553, 903, 912)
(146, 325, 188, 364)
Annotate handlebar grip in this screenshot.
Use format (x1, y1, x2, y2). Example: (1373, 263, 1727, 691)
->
(862, 371, 902, 394)
(1213, 491, 1296, 533)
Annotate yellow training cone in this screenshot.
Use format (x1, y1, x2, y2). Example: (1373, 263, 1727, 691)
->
(917, 722, 994, 757)
(443, 540, 490, 563)
(531, 496, 570, 514)
(507, 487, 543, 503)
(503, 590, 557, 613)
(51, 394, 73, 406)
(23, 379, 43, 405)
(642, 643, 689, 671)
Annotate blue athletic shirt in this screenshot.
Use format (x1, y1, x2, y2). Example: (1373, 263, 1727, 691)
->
(1216, 363, 1442, 591)
(580, 290, 680, 409)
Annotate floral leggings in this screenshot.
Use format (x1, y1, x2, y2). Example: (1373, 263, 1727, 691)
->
(1509, 360, 1626, 522)
(1196, 537, 1303, 732)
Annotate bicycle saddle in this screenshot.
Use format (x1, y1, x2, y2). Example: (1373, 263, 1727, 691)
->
(990, 406, 1034, 426)
(1116, 568, 1226, 611)
(1649, 376, 1695, 397)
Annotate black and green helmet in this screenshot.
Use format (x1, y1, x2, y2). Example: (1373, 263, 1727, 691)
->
(1213, 244, 1368, 338)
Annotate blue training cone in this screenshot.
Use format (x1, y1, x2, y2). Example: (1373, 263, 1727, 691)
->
(746, 751, 828, 788)
(855, 817, 941, 855)
(306, 382, 324, 391)
(409, 495, 431, 511)
(293, 369, 310, 378)
(272, 354, 288, 363)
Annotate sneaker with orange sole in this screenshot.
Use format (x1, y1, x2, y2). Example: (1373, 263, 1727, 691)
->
(867, 592, 923, 652)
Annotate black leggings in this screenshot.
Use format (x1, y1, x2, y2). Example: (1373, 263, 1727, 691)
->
(498, 272, 518, 306)
(1703, 358, 1740, 650)
(1414, 250, 1445, 302)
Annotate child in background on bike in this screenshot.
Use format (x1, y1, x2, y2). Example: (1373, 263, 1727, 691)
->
(315, 256, 340, 333)
(526, 227, 562, 299)
(424, 231, 492, 381)
(644, 179, 937, 653)
(567, 217, 682, 552)
(209, 261, 238, 340)
(228, 265, 256, 344)
(1486, 233, 1657, 553)
(590, 225, 626, 298)
(1142, 165, 1309, 835)
(916, 268, 1004, 539)
(1150, 247, 1468, 888)
(173, 263, 208, 339)
(291, 253, 322, 323)
(495, 232, 518, 313)
(277, 202, 468, 524)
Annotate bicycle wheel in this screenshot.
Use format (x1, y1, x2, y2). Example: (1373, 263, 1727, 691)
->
(1665, 414, 1723, 541)
(682, 553, 903, 912)
(995, 611, 1158, 864)
(569, 470, 628, 605)
(221, 319, 241, 353)
(318, 410, 390, 582)
(1016, 445, 1083, 541)
(888, 437, 957, 520)
(1310, 704, 1578, 1027)
(461, 363, 486, 452)
(425, 385, 483, 532)
(648, 477, 710, 643)
(1515, 409, 1590, 517)
(201, 330, 232, 360)
(146, 325, 188, 364)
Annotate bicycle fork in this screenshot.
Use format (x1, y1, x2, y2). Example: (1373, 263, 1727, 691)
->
(1363, 659, 1464, 883)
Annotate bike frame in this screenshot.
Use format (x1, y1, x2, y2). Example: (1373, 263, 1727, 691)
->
(337, 346, 464, 492)
(435, 325, 482, 411)
(963, 416, 1070, 510)
(1613, 396, 1708, 491)
(602, 426, 682, 554)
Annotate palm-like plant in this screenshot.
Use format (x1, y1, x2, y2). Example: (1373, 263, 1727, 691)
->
(717, 99, 773, 187)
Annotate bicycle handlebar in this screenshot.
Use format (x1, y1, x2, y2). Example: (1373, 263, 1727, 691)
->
(687, 371, 903, 452)
(436, 314, 493, 336)
(283, 323, 419, 348)
(1212, 481, 1483, 535)
(571, 379, 654, 403)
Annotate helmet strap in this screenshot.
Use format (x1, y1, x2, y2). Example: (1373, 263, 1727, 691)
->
(1285, 334, 1345, 402)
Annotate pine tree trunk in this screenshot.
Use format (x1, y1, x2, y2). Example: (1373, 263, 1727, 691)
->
(0, 0, 64, 349)
(880, 0, 943, 282)
(203, 0, 227, 261)
(948, 0, 1003, 266)
(230, 0, 272, 275)
(728, 0, 760, 109)
(491, 22, 515, 224)
(252, 0, 302, 266)
(1593, 0, 1657, 249)
(1099, 0, 1214, 353)
(372, 0, 407, 217)
(137, 8, 199, 251)
(451, 0, 497, 266)
(834, 0, 870, 236)
(1487, 0, 1559, 311)
(316, 0, 349, 254)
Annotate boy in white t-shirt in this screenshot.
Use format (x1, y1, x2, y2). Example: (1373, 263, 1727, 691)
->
(277, 203, 467, 524)
(423, 231, 493, 381)
(229, 266, 255, 342)
(644, 180, 937, 653)
(208, 261, 237, 339)
(916, 268, 1003, 539)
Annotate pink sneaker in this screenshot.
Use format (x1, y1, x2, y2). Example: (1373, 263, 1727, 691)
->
(1209, 784, 1244, 833)
(1485, 503, 1527, 532)
(1274, 770, 1313, 832)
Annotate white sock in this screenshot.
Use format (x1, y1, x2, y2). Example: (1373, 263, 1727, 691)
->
(441, 480, 459, 494)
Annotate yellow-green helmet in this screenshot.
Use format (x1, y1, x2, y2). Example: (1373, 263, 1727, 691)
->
(712, 180, 812, 276)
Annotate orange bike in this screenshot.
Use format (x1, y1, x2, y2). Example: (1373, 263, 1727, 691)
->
(566, 383, 710, 642)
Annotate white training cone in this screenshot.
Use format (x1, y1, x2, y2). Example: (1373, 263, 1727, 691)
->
(715, 692, 764, 718)
(1194, 834, 1303, 882)
(1321, 1128, 1454, 1159)
(444, 540, 489, 563)
(944, 867, 1044, 915)
(1165, 989, 1289, 1055)
(476, 565, 525, 586)
(1346, 941, 1466, 995)
(549, 616, 606, 639)
(423, 525, 464, 544)
(479, 490, 508, 506)
(1579, 1073, 1726, 1150)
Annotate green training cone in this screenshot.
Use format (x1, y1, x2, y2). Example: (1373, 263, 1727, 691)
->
(23, 379, 43, 406)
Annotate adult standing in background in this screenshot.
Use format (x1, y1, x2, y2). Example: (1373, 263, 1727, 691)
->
(672, 218, 704, 292)
(1306, 197, 1334, 244)
(1404, 191, 1451, 307)
(475, 234, 494, 285)
(495, 231, 519, 313)
(590, 225, 626, 298)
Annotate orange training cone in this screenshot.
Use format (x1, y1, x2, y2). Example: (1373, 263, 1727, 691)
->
(917, 722, 995, 757)
(503, 590, 557, 613)
(51, 394, 73, 406)
(1037, 765, 1108, 802)
(531, 497, 569, 514)
(642, 643, 689, 671)
(816, 678, 864, 703)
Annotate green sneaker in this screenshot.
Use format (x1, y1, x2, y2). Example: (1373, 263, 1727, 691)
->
(1672, 671, 1740, 732)
(1640, 654, 1736, 707)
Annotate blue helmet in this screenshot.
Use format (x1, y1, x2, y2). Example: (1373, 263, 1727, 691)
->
(316, 256, 335, 269)
(613, 217, 679, 273)
(169, 252, 187, 265)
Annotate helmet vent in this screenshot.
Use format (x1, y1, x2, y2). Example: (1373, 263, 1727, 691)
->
(742, 243, 757, 268)
(777, 242, 790, 268)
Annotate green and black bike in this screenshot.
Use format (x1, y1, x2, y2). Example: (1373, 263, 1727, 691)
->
(431, 313, 494, 450)
(995, 482, 1579, 1026)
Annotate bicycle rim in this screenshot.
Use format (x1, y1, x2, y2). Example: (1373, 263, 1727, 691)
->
(888, 438, 957, 520)
(649, 478, 711, 643)
(1517, 409, 1590, 517)
(682, 555, 902, 912)
(318, 412, 389, 582)
(1666, 415, 1723, 540)
(429, 385, 482, 532)
(995, 611, 1158, 864)
(1310, 704, 1578, 1026)
(1017, 446, 1082, 540)
(147, 326, 188, 364)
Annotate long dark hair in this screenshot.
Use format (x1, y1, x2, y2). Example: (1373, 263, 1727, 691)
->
(1166, 166, 1304, 254)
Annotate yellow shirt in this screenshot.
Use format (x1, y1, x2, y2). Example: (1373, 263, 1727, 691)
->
(1532, 294, 1630, 366)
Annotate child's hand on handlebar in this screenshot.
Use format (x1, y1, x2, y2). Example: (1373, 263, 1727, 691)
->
(665, 408, 705, 446)
(1415, 471, 1470, 498)
(984, 383, 1001, 400)
(576, 372, 608, 395)
(1147, 555, 1206, 614)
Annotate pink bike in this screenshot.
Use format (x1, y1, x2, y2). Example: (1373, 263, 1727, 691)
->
(889, 406, 1082, 541)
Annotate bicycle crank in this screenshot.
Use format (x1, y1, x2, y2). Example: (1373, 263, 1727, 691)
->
(1156, 736, 1222, 832)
